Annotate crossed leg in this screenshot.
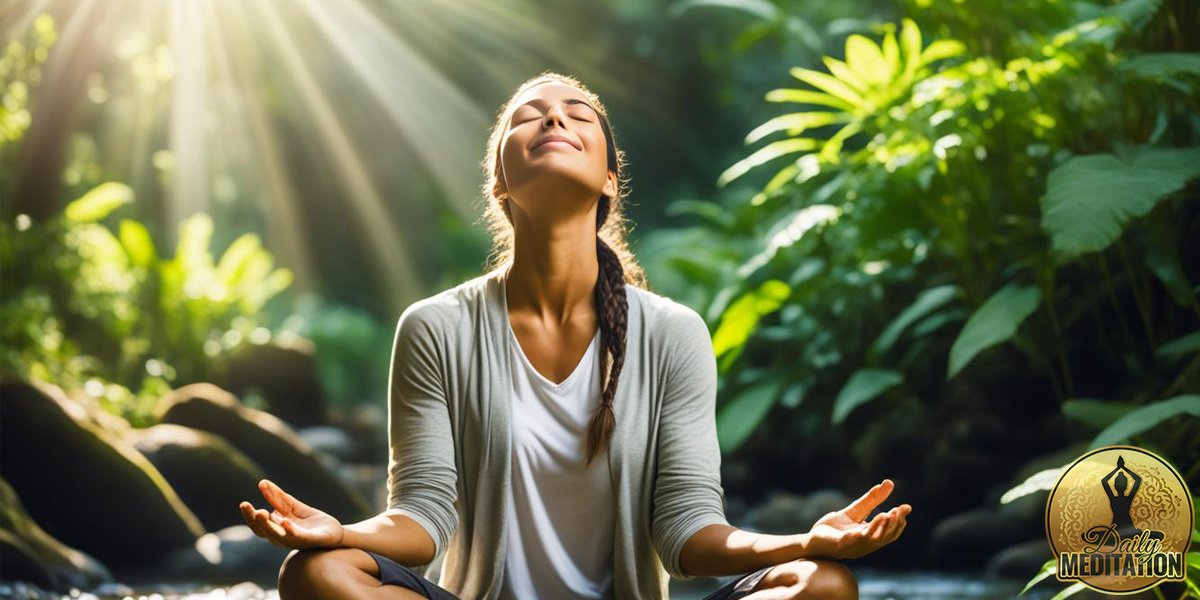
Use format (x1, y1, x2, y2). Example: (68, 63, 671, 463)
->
(277, 548, 856, 600)
(278, 547, 426, 600)
(738, 558, 858, 600)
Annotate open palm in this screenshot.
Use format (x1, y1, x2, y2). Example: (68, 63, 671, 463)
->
(807, 479, 911, 560)
(239, 479, 344, 550)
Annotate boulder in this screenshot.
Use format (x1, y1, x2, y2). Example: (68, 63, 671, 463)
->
(0, 477, 111, 591)
(929, 508, 1038, 570)
(0, 377, 204, 569)
(986, 538, 1053, 580)
(125, 424, 267, 532)
(741, 488, 851, 535)
(223, 339, 326, 428)
(155, 383, 372, 523)
(158, 525, 291, 587)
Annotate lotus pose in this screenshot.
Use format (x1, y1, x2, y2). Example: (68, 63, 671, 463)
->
(1101, 455, 1144, 541)
(239, 71, 912, 600)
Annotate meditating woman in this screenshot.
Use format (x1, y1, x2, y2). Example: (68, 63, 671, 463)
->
(238, 71, 912, 600)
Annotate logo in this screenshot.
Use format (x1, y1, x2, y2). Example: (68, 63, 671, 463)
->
(1045, 445, 1192, 594)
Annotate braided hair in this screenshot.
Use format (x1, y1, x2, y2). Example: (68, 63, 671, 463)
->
(480, 71, 649, 467)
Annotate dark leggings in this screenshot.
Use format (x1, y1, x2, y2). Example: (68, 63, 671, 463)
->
(365, 550, 774, 600)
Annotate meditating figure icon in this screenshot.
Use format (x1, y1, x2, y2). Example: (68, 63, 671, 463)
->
(1100, 455, 1164, 544)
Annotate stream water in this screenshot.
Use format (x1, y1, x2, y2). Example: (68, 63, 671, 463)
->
(1, 569, 1060, 600)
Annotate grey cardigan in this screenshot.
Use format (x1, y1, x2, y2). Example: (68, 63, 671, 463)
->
(385, 265, 730, 600)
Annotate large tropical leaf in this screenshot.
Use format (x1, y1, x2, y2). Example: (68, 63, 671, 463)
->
(1061, 399, 1136, 429)
(873, 284, 959, 355)
(832, 368, 904, 423)
(947, 283, 1042, 379)
(711, 279, 791, 358)
(717, 376, 787, 454)
(1090, 395, 1200, 448)
(1040, 145, 1200, 263)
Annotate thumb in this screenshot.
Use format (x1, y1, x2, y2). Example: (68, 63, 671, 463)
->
(844, 479, 893, 522)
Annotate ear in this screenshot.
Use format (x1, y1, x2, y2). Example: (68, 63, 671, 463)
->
(602, 170, 618, 199)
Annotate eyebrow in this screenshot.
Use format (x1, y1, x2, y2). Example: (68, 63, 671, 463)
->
(512, 97, 597, 117)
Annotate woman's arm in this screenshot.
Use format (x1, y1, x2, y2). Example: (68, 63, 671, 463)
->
(649, 305, 734, 580)
(369, 302, 461, 566)
(339, 510, 438, 566)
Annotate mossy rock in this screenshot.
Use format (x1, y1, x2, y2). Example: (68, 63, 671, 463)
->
(126, 424, 267, 532)
(0, 476, 112, 591)
(0, 377, 204, 569)
(155, 383, 371, 523)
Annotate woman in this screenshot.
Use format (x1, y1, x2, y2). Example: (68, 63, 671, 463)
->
(239, 71, 912, 600)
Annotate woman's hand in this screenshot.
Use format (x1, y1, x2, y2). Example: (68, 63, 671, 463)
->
(806, 479, 911, 560)
(239, 479, 345, 550)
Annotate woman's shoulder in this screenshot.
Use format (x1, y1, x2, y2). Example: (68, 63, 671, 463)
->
(394, 271, 495, 337)
(625, 284, 710, 345)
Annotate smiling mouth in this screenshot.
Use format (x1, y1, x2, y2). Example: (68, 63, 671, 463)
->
(533, 140, 577, 151)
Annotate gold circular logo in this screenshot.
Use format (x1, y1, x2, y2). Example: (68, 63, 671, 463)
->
(1045, 445, 1193, 594)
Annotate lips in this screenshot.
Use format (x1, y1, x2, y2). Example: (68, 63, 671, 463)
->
(531, 134, 580, 151)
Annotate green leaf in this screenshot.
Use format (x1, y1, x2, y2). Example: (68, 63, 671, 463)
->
(1048, 582, 1086, 600)
(1020, 557, 1058, 595)
(832, 368, 904, 423)
(819, 121, 863, 161)
(822, 56, 871, 92)
(1040, 145, 1200, 263)
(845, 34, 892, 86)
(789, 66, 867, 110)
(712, 279, 791, 358)
(1091, 395, 1200, 448)
(918, 39, 966, 67)
(718, 138, 821, 187)
(717, 377, 786, 454)
(899, 18, 923, 82)
(1157, 331, 1200, 357)
(1120, 52, 1200, 86)
(1003, 468, 1066, 506)
(745, 112, 850, 144)
(764, 88, 856, 112)
(117, 219, 156, 267)
(64, 182, 134, 222)
(882, 30, 900, 75)
(948, 283, 1042, 379)
(1062, 399, 1137, 429)
(667, 0, 779, 20)
(874, 284, 958, 355)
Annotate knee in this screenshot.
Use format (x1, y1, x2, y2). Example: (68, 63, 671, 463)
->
(278, 548, 345, 600)
(800, 560, 858, 600)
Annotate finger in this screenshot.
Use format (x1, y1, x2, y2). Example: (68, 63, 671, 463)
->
(888, 515, 907, 543)
(865, 511, 890, 539)
(845, 479, 894, 522)
(255, 508, 288, 541)
(259, 480, 292, 517)
(263, 479, 309, 518)
(879, 509, 903, 541)
(240, 502, 268, 538)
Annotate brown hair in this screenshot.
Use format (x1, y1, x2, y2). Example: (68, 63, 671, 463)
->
(480, 71, 648, 467)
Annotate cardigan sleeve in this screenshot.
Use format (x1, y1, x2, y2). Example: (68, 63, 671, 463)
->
(650, 303, 731, 581)
(385, 301, 459, 565)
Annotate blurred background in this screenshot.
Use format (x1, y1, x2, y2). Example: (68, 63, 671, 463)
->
(1, 0, 1198, 598)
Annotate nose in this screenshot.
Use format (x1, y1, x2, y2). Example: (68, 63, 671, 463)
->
(542, 103, 568, 129)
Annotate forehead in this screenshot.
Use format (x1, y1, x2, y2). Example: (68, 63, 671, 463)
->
(509, 81, 592, 112)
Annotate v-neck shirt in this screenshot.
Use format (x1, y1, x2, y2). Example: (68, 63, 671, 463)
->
(500, 316, 616, 599)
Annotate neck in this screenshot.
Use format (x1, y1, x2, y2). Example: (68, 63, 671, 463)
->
(505, 199, 600, 326)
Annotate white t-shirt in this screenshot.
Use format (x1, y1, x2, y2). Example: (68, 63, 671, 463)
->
(500, 322, 617, 600)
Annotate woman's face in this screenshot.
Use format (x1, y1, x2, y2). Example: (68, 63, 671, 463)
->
(499, 82, 617, 219)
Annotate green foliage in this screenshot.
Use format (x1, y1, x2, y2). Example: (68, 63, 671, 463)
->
(1, 182, 293, 426)
(831, 367, 903, 423)
(1090, 395, 1200, 449)
(1041, 145, 1200, 263)
(653, 0, 1200, 464)
(947, 283, 1041, 379)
